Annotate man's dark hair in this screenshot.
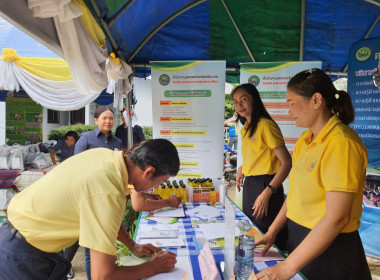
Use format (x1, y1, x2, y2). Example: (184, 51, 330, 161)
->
(65, 130, 79, 142)
(127, 139, 180, 178)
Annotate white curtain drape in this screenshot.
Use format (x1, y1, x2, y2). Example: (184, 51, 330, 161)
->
(0, 58, 99, 110)
(28, 0, 132, 101)
(0, 0, 134, 110)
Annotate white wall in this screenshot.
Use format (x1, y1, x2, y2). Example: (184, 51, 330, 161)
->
(134, 77, 153, 127)
(42, 108, 70, 142)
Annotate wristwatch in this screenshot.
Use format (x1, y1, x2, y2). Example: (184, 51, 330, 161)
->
(267, 184, 277, 193)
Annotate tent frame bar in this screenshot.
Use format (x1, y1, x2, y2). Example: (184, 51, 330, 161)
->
(130, 63, 348, 77)
(299, 0, 305, 61)
(87, 0, 126, 62)
(127, 0, 207, 63)
(364, 0, 380, 7)
(108, 0, 136, 27)
(220, 0, 255, 62)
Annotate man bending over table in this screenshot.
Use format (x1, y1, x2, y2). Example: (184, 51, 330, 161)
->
(0, 139, 179, 280)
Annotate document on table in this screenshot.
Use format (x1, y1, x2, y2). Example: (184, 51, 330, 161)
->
(198, 222, 240, 240)
(150, 204, 185, 218)
(142, 255, 194, 280)
(139, 230, 179, 239)
(143, 224, 179, 231)
(144, 216, 179, 224)
(186, 205, 221, 219)
(119, 255, 149, 266)
(139, 238, 186, 248)
(254, 247, 285, 262)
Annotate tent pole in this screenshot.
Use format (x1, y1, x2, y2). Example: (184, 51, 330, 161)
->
(125, 91, 133, 149)
(220, 0, 255, 62)
(343, 13, 380, 72)
(87, 0, 126, 62)
(364, 0, 380, 7)
(108, 0, 136, 28)
(299, 0, 305, 61)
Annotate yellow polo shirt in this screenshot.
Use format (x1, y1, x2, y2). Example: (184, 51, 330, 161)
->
(287, 115, 368, 232)
(241, 118, 285, 176)
(8, 148, 131, 255)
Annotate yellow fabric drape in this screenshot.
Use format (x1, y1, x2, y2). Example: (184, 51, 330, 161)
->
(73, 0, 106, 47)
(109, 52, 122, 66)
(1, 48, 72, 81)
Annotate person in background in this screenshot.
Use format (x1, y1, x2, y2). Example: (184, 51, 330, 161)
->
(233, 83, 292, 251)
(255, 69, 371, 280)
(227, 120, 238, 150)
(75, 106, 122, 153)
(0, 139, 180, 280)
(49, 131, 79, 165)
(115, 108, 145, 149)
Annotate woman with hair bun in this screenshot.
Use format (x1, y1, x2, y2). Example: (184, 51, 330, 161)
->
(255, 69, 371, 280)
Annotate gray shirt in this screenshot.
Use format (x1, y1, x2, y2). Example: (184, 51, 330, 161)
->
(74, 127, 122, 154)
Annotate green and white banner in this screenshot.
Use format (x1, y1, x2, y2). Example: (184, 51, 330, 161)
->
(240, 61, 321, 154)
(151, 61, 226, 179)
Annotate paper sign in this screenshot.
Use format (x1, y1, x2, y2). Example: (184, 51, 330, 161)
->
(198, 243, 221, 280)
(224, 198, 236, 279)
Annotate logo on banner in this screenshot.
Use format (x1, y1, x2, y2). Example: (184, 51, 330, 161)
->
(159, 74, 170, 86)
(355, 47, 372, 62)
(248, 75, 260, 86)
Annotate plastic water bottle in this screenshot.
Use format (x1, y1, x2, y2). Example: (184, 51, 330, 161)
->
(235, 222, 254, 280)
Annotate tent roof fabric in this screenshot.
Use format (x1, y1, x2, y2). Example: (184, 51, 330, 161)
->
(1, 0, 380, 79)
(84, 0, 380, 78)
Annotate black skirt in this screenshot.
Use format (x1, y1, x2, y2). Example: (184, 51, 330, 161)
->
(242, 174, 288, 251)
(287, 219, 372, 280)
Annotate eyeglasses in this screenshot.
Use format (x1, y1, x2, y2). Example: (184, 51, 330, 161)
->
(371, 71, 380, 88)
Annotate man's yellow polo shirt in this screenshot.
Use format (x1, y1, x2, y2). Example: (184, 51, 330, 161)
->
(8, 148, 131, 255)
(241, 118, 285, 176)
(287, 115, 368, 232)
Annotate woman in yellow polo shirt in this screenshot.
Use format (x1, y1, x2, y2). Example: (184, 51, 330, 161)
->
(255, 69, 371, 280)
(233, 83, 292, 250)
